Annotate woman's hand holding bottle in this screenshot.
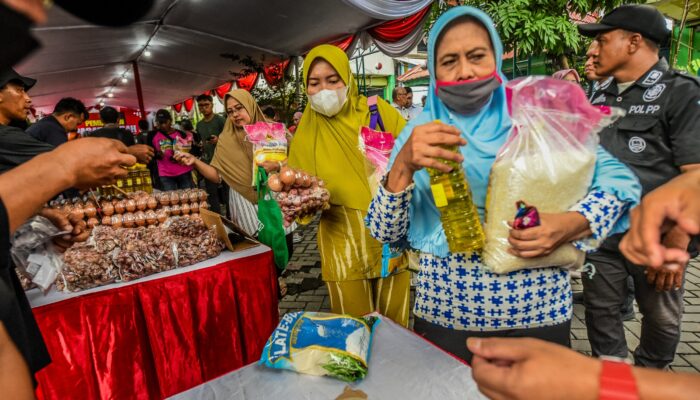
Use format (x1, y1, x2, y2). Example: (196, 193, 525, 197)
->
(386, 122, 466, 193)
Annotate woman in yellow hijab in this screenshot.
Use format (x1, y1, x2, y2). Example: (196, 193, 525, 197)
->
(288, 44, 410, 326)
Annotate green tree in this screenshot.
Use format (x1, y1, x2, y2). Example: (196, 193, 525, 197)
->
(442, 0, 644, 69)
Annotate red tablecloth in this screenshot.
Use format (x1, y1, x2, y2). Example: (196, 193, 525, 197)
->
(28, 248, 279, 400)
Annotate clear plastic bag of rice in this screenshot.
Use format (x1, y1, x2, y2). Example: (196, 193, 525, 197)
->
(483, 76, 624, 274)
(259, 312, 379, 382)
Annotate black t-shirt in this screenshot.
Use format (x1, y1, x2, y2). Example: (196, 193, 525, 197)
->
(25, 115, 68, 148)
(0, 124, 55, 174)
(87, 126, 136, 147)
(0, 199, 51, 377)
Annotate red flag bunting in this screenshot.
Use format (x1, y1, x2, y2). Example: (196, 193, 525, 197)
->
(262, 60, 290, 86)
(329, 35, 356, 51)
(214, 82, 233, 99)
(368, 6, 431, 43)
(236, 73, 259, 92)
(184, 98, 194, 112)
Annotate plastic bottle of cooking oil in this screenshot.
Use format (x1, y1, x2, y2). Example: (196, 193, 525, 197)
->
(427, 131, 484, 254)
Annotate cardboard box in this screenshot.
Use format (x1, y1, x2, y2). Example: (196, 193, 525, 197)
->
(199, 209, 260, 252)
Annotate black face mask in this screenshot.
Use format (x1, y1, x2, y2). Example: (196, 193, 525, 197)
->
(0, 4, 39, 70)
(435, 72, 502, 115)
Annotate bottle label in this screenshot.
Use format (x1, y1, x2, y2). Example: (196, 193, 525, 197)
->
(430, 184, 448, 208)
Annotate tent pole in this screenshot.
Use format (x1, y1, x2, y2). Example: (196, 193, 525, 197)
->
(294, 57, 301, 107)
(282, 61, 287, 118)
(132, 61, 146, 118)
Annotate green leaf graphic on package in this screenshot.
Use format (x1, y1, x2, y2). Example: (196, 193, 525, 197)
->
(260, 312, 379, 382)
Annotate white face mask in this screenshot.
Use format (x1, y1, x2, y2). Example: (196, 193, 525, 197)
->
(308, 87, 348, 117)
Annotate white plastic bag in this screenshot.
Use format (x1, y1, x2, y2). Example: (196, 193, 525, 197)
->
(483, 76, 624, 274)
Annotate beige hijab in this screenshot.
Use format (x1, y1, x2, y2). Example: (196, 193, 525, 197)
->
(210, 89, 268, 204)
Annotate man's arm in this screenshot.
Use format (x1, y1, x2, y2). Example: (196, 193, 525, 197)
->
(468, 337, 700, 400)
(0, 138, 136, 233)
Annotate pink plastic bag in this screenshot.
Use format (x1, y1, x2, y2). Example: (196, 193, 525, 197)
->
(359, 126, 395, 196)
(484, 76, 624, 274)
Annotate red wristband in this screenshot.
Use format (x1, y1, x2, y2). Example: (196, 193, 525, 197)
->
(599, 359, 639, 400)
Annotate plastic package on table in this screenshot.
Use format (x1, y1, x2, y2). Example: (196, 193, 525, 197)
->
(169, 314, 486, 400)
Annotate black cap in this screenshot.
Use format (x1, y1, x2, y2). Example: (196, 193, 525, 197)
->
(578, 5, 670, 44)
(0, 68, 36, 90)
(155, 109, 172, 122)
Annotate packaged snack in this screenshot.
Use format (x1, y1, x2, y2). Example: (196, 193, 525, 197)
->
(260, 312, 379, 382)
(244, 121, 288, 167)
(512, 201, 540, 230)
(102, 201, 115, 216)
(134, 211, 146, 226)
(169, 191, 180, 205)
(145, 210, 158, 225)
(147, 196, 158, 210)
(84, 203, 97, 218)
(11, 216, 64, 292)
(158, 192, 171, 206)
(136, 196, 148, 211)
(125, 198, 137, 213)
(198, 189, 208, 202)
(483, 76, 623, 274)
(123, 212, 136, 228)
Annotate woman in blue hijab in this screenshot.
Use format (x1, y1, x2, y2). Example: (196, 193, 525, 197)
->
(366, 6, 641, 362)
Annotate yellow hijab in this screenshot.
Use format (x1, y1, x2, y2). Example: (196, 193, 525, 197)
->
(210, 89, 268, 204)
(288, 44, 406, 211)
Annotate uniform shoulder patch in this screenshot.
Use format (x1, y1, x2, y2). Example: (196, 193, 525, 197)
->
(642, 70, 663, 85)
(643, 83, 666, 102)
(599, 77, 613, 90)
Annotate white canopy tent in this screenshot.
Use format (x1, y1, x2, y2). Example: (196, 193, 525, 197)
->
(16, 0, 433, 114)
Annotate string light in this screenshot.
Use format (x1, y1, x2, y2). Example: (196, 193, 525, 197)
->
(121, 77, 128, 83)
(144, 50, 152, 57)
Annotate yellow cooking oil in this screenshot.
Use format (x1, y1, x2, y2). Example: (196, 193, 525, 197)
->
(427, 144, 484, 254)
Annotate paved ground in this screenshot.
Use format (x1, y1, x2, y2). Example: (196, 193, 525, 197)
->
(280, 219, 700, 372)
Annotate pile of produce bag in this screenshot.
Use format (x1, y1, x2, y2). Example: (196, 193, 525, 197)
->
(57, 216, 223, 292)
(267, 166, 330, 227)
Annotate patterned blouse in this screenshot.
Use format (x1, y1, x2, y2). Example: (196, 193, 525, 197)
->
(367, 184, 627, 331)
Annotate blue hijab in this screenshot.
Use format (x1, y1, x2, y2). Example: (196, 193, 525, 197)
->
(387, 6, 640, 258)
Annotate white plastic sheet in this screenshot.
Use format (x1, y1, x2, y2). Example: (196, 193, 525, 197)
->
(169, 315, 486, 400)
(342, 0, 434, 20)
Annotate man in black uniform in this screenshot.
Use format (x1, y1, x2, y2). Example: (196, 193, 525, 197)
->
(579, 5, 700, 369)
